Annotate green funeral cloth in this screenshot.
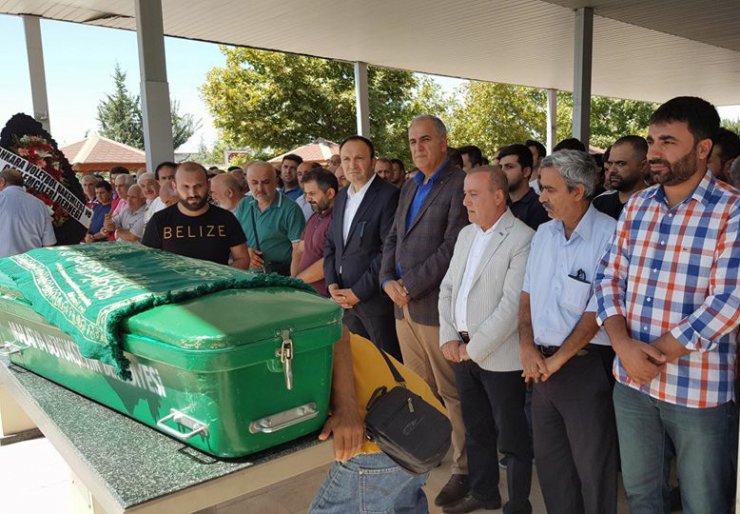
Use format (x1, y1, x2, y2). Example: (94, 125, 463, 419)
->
(0, 242, 314, 379)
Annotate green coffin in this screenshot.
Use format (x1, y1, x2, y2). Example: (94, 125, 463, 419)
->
(0, 274, 341, 458)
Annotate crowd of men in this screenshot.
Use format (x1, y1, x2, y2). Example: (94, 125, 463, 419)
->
(1, 95, 739, 514)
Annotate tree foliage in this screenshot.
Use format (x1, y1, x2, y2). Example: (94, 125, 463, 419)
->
(722, 118, 740, 135)
(97, 64, 198, 151)
(445, 82, 658, 158)
(201, 47, 449, 162)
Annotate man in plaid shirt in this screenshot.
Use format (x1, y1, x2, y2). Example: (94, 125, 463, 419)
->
(595, 96, 740, 514)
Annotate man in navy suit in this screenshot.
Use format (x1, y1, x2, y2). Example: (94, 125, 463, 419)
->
(324, 135, 401, 360)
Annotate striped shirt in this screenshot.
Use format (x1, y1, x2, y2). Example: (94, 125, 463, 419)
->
(595, 171, 739, 408)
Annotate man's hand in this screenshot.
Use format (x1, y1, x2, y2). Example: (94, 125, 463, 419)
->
(318, 408, 365, 462)
(84, 234, 95, 243)
(383, 280, 410, 307)
(614, 338, 666, 385)
(441, 340, 462, 362)
(541, 353, 567, 382)
(458, 344, 471, 361)
(330, 287, 360, 309)
(248, 248, 265, 269)
(520, 344, 548, 383)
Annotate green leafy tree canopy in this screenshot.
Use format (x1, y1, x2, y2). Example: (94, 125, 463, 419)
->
(97, 64, 199, 151)
(201, 47, 450, 163)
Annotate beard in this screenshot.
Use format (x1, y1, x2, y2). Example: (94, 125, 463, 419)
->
(649, 147, 698, 186)
(179, 195, 208, 211)
(609, 172, 642, 192)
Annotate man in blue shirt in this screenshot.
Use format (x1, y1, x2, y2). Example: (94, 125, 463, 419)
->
(85, 180, 114, 242)
(380, 114, 469, 509)
(280, 153, 304, 201)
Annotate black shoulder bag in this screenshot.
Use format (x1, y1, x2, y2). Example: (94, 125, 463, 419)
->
(365, 345, 452, 475)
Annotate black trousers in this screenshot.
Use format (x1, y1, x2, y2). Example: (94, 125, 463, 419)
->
(343, 308, 402, 361)
(532, 345, 618, 514)
(454, 362, 532, 512)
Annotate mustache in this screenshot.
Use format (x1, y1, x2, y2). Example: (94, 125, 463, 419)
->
(541, 202, 552, 211)
(648, 159, 671, 167)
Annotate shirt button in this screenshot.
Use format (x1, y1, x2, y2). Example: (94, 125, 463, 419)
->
(643, 326, 648, 331)
(660, 241, 665, 245)
(668, 213, 674, 218)
(646, 297, 652, 302)
(653, 269, 658, 273)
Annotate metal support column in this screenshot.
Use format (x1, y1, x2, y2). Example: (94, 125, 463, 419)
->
(135, 0, 174, 171)
(22, 16, 50, 133)
(546, 88, 557, 154)
(354, 62, 370, 137)
(572, 7, 593, 148)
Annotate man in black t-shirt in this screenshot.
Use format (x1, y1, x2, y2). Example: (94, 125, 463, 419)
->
(497, 144, 550, 230)
(142, 162, 250, 268)
(593, 135, 649, 220)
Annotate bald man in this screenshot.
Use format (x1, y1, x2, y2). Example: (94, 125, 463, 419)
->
(104, 184, 148, 243)
(234, 161, 305, 275)
(0, 168, 56, 257)
(210, 173, 244, 212)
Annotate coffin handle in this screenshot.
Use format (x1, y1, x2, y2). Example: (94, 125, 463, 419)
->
(249, 402, 319, 434)
(156, 409, 209, 440)
(0, 343, 25, 357)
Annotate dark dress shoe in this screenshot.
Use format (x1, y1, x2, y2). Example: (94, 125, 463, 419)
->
(434, 474, 469, 506)
(442, 494, 502, 513)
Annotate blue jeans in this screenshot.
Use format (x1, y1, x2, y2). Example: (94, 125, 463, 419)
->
(613, 382, 735, 514)
(308, 452, 429, 514)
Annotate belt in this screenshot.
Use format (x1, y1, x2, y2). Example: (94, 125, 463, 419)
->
(458, 331, 470, 344)
(537, 345, 560, 357)
(537, 345, 593, 357)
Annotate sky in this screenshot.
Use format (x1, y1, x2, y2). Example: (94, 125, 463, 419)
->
(2, 14, 739, 155)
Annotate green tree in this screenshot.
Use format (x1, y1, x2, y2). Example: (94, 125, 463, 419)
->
(444, 82, 657, 158)
(555, 93, 658, 149)
(201, 47, 447, 161)
(447, 81, 547, 159)
(97, 64, 199, 150)
(97, 64, 143, 149)
(722, 118, 740, 135)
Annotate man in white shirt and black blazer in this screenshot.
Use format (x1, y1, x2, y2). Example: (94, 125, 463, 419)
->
(438, 166, 535, 514)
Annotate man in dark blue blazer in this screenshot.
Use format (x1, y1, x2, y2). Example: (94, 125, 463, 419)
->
(324, 135, 401, 360)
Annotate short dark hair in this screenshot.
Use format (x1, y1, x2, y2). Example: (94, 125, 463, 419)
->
(95, 179, 112, 192)
(458, 145, 483, 167)
(649, 96, 720, 143)
(447, 147, 464, 169)
(227, 166, 243, 172)
(301, 168, 338, 194)
(497, 144, 534, 169)
(390, 158, 405, 171)
(525, 139, 547, 159)
(154, 161, 177, 180)
(339, 135, 375, 159)
(711, 127, 740, 167)
(281, 154, 303, 165)
(612, 135, 648, 157)
(553, 138, 586, 152)
(110, 165, 130, 176)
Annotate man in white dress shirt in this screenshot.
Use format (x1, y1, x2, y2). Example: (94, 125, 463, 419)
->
(519, 150, 618, 514)
(439, 166, 534, 514)
(0, 168, 56, 258)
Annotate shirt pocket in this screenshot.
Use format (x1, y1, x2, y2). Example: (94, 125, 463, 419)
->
(561, 276, 592, 314)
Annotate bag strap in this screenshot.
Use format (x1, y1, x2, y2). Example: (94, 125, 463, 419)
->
(371, 342, 407, 387)
(249, 203, 261, 251)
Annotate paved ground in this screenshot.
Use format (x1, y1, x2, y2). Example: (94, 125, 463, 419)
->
(0, 435, 634, 513)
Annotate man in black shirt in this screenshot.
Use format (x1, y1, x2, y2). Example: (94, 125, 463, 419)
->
(142, 162, 250, 268)
(497, 144, 550, 230)
(593, 135, 649, 220)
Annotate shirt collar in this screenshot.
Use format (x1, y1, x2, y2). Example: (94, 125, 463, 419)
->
(348, 173, 376, 199)
(475, 211, 505, 236)
(413, 159, 448, 187)
(551, 203, 598, 243)
(648, 170, 716, 207)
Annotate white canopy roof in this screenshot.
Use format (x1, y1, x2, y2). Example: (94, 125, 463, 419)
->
(3, 0, 739, 105)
